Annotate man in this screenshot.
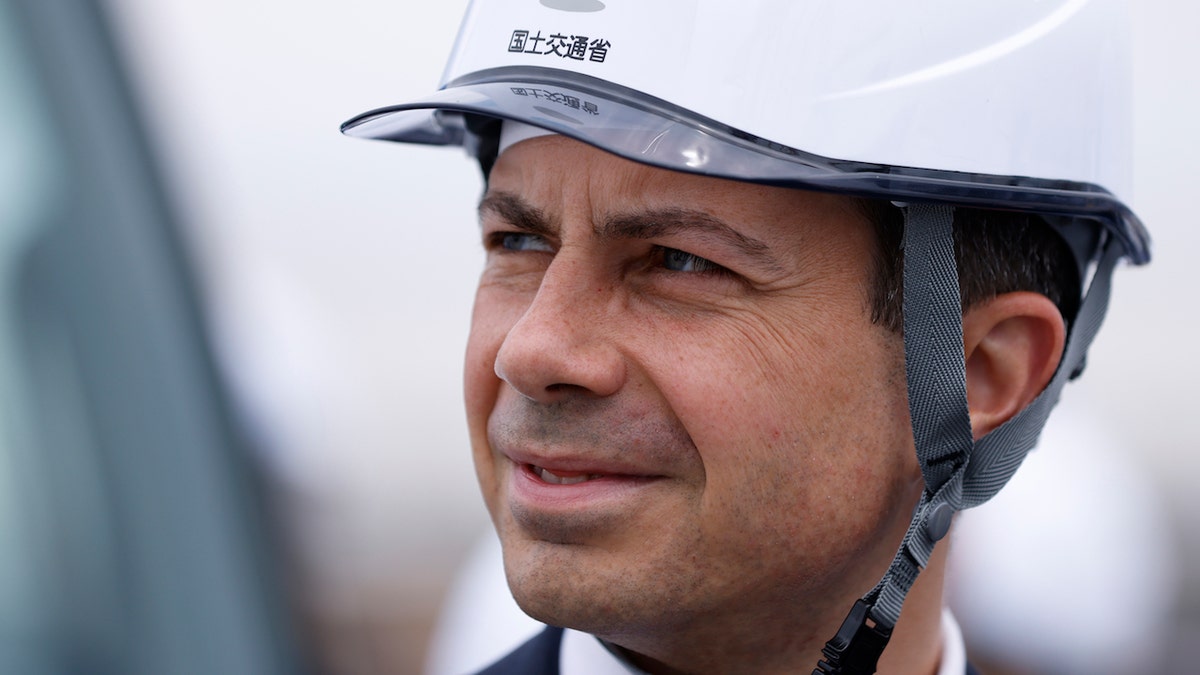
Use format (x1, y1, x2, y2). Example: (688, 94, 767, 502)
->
(343, 1, 1150, 673)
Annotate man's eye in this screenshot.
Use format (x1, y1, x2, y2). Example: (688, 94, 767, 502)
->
(661, 247, 726, 274)
(495, 232, 553, 252)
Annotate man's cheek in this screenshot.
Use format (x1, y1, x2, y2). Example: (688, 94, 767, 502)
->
(464, 304, 509, 414)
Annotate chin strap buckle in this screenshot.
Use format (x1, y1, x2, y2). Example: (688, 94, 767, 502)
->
(811, 600, 892, 675)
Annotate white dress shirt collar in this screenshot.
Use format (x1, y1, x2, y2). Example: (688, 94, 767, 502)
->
(559, 608, 968, 675)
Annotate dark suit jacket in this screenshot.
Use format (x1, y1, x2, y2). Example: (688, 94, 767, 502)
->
(476, 626, 982, 675)
(476, 626, 564, 674)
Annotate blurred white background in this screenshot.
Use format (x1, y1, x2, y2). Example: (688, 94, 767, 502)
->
(98, 0, 1199, 672)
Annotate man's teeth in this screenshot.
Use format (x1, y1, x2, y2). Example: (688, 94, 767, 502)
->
(535, 466, 599, 485)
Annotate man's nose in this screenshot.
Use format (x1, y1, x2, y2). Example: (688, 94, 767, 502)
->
(493, 257, 626, 403)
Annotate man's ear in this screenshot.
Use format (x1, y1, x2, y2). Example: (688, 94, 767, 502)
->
(962, 292, 1066, 440)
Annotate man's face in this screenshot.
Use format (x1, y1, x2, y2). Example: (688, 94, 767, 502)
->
(465, 135, 923, 654)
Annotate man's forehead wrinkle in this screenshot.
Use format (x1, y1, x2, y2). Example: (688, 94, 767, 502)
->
(600, 208, 784, 273)
(478, 190, 557, 235)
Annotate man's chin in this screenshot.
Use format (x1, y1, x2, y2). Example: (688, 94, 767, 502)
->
(492, 486, 708, 638)
(500, 537, 657, 635)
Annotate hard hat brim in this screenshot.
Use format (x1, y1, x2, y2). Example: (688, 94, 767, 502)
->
(342, 66, 1149, 265)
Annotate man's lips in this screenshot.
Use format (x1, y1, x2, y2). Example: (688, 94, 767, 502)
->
(506, 456, 667, 535)
(496, 445, 681, 542)
(487, 394, 696, 491)
(529, 465, 605, 485)
(505, 459, 668, 543)
(523, 462, 659, 486)
(486, 399, 694, 541)
(504, 448, 665, 485)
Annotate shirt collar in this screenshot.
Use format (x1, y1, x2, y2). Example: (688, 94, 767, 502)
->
(559, 608, 968, 675)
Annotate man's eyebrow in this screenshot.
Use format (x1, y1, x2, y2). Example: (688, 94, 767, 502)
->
(478, 194, 783, 273)
(477, 191, 555, 236)
(601, 209, 782, 273)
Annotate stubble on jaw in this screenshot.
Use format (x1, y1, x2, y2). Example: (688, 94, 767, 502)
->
(500, 516, 708, 635)
(502, 517, 846, 675)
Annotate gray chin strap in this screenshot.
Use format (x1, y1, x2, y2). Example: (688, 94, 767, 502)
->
(813, 203, 1121, 675)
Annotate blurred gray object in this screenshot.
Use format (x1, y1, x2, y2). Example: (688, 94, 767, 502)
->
(0, 0, 307, 673)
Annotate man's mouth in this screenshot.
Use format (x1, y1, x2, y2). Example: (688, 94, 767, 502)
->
(529, 464, 605, 485)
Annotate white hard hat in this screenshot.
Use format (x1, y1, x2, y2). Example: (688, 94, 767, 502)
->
(344, 0, 1149, 265)
(343, 2, 1150, 672)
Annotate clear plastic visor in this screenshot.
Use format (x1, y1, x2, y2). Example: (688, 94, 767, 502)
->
(342, 66, 1149, 265)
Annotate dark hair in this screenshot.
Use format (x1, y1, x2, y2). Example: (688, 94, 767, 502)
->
(860, 201, 1082, 333)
